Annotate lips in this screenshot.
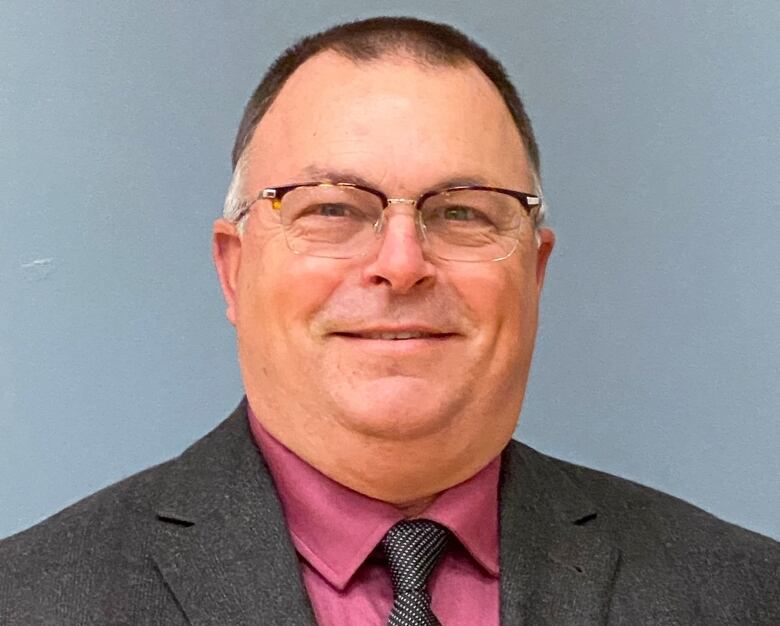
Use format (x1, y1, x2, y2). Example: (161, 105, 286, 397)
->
(337, 330, 449, 340)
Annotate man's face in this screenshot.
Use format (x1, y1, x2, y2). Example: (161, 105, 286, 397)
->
(213, 52, 553, 503)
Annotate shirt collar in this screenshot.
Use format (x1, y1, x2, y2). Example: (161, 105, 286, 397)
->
(248, 405, 500, 590)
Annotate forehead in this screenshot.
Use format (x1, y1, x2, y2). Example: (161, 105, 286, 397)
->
(244, 51, 533, 193)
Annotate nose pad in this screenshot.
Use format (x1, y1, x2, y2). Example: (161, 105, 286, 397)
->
(373, 200, 428, 244)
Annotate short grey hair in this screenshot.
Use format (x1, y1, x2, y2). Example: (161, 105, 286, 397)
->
(222, 17, 550, 239)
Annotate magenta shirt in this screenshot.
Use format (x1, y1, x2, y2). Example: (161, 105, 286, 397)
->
(248, 407, 500, 625)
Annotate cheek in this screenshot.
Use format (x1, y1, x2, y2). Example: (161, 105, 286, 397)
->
(450, 262, 531, 336)
(448, 260, 539, 393)
(238, 248, 346, 348)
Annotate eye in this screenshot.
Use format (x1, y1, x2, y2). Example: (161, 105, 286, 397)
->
(443, 206, 478, 221)
(313, 203, 350, 217)
(424, 202, 498, 231)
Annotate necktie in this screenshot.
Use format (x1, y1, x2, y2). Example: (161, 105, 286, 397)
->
(381, 519, 449, 626)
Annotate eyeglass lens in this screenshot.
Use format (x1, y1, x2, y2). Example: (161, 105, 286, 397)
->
(278, 185, 529, 261)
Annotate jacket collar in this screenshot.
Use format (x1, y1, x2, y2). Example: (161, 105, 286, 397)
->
(151, 398, 317, 625)
(499, 440, 621, 626)
(150, 399, 620, 625)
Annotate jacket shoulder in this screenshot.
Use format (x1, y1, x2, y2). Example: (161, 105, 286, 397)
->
(0, 405, 253, 625)
(543, 446, 777, 549)
(0, 457, 180, 624)
(508, 440, 780, 622)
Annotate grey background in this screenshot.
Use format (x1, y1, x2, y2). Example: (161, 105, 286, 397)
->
(1, 1, 778, 541)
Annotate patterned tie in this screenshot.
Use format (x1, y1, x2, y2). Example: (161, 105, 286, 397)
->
(381, 519, 449, 626)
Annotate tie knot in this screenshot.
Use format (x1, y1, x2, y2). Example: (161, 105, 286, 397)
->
(382, 519, 449, 593)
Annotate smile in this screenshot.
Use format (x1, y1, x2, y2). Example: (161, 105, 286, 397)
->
(337, 331, 447, 340)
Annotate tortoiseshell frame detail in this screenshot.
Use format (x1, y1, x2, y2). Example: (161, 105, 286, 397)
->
(234, 181, 542, 224)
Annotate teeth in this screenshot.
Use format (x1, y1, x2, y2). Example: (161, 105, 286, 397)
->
(363, 331, 432, 340)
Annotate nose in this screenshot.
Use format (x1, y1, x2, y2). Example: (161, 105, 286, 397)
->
(361, 201, 437, 294)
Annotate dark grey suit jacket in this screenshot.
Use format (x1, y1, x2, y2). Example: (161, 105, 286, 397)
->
(2, 400, 778, 625)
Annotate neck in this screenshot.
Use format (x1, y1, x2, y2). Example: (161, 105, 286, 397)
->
(395, 495, 437, 518)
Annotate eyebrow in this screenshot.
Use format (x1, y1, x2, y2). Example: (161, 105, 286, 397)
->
(300, 165, 375, 188)
(435, 175, 493, 188)
(298, 165, 494, 192)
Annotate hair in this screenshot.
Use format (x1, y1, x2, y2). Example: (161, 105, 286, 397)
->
(223, 16, 546, 229)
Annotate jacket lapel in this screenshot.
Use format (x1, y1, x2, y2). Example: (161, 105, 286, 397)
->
(151, 400, 317, 625)
(499, 441, 620, 626)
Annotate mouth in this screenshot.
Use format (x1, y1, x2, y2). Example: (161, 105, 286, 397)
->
(327, 327, 460, 357)
(333, 330, 455, 341)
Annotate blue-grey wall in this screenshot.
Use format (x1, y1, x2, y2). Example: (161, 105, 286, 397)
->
(2, 1, 778, 540)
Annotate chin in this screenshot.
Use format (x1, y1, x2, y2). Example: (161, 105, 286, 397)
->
(329, 376, 462, 442)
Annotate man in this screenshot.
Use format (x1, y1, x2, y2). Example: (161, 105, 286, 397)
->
(1, 16, 778, 626)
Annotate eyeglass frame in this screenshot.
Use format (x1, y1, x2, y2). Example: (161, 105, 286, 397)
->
(232, 181, 545, 261)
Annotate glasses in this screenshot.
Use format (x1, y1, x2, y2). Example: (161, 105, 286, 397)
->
(234, 181, 542, 262)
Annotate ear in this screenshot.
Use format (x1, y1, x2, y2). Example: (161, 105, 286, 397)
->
(534, 227, 555, 295)
(212, 218, 243, 326)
